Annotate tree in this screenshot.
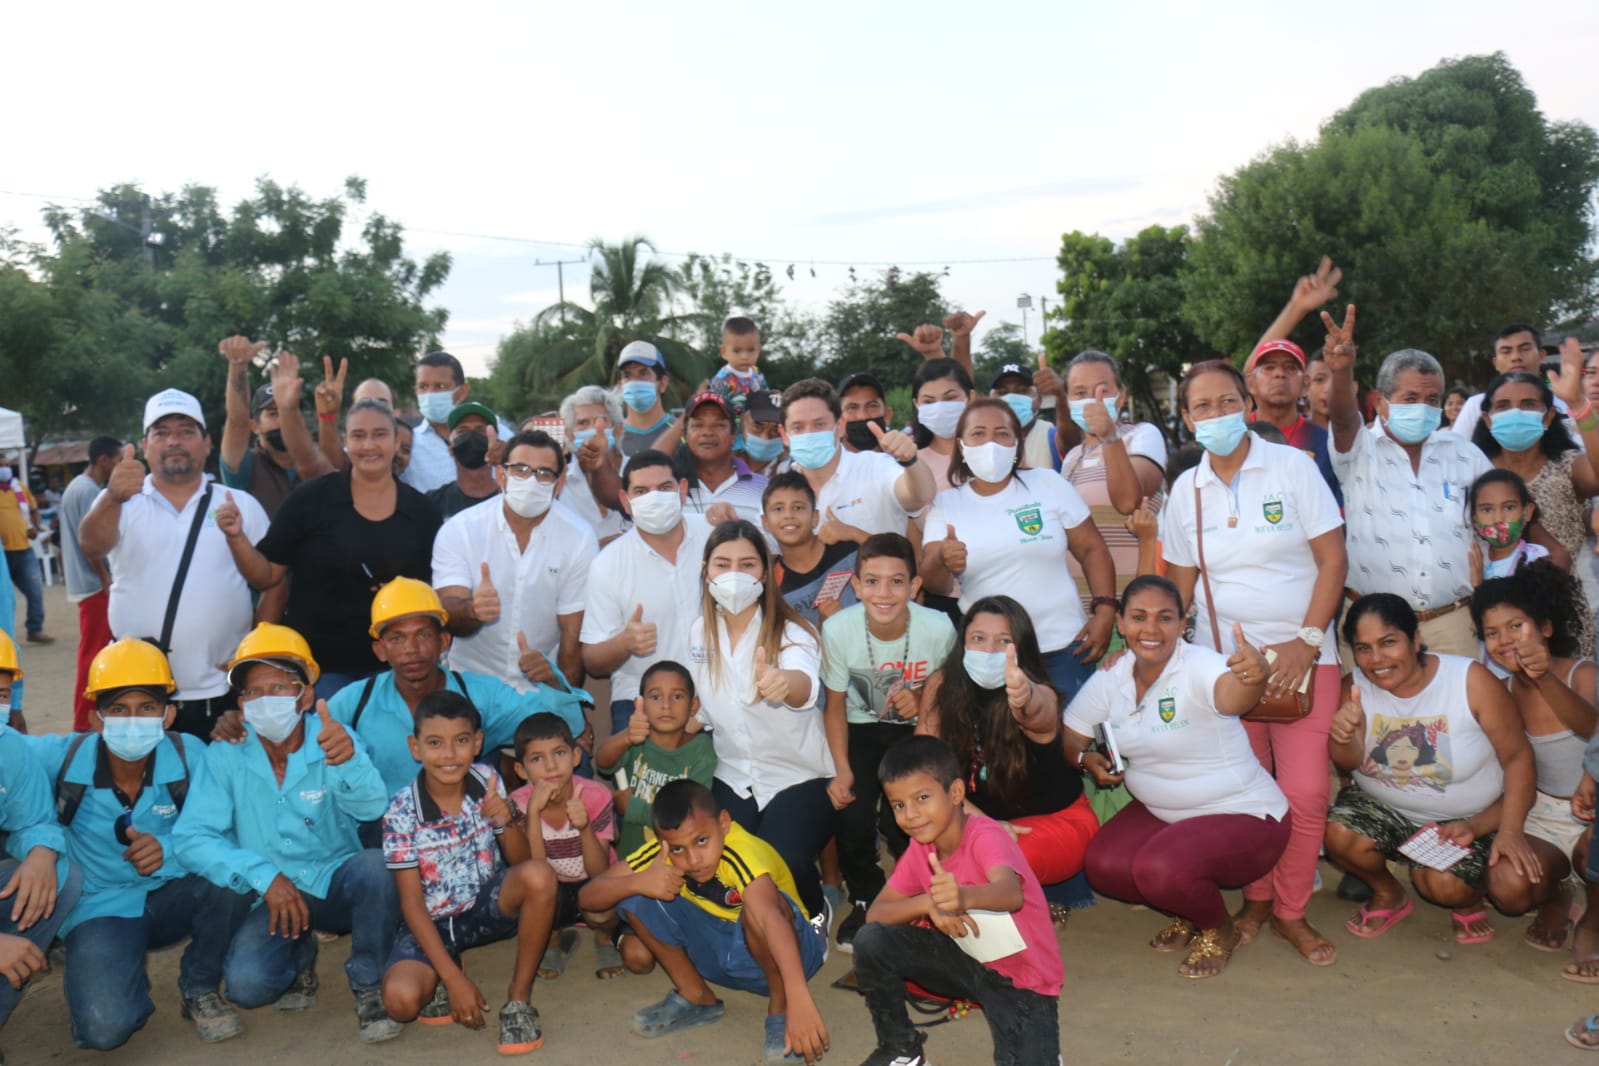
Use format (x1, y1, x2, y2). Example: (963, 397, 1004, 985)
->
(1043, 226, 1212, 433)
(1, 177, 449, 442)
(971, 322, 1032, 390)
(1182, 53, 1599, 383)
(819, 267, 950, 385)
(673, 253, 821, 389)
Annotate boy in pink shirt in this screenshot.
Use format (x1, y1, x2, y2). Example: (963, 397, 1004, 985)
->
(855, 736, 1061, 1066)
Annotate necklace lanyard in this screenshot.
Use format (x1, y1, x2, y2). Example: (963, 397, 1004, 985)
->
(863, 611, 911, 675)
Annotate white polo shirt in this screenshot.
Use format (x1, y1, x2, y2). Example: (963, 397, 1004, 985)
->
(433, 497, 598, 692)
(684, 459, 768, 526)
(814, 449, 912, 537)
(1331, 420, 1489, 610)
(559, 457, 626, 541)
(690, 613, 833, 808)
(103, 476, 269, 700)
(1161, 438, 1343, 661)
(1065, 642, 1288, 823)
(579, 515, 712, 702)
(923, 471, 1094, 653)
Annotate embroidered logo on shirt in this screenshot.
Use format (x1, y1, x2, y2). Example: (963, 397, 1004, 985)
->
(298, 788, 327, 804)
(1262, 494, 1284, 525)
(1014, 506, 1044, 536)
(1158, 695, 1176, 723)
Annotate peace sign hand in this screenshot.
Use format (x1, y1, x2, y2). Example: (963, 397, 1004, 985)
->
(1289, 256, 1342, 316)
(315, 355, 349, 416)
(1319, 304, 1358, 374)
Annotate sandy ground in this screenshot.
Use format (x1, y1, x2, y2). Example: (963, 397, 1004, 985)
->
(6, 582, 1596, 1065)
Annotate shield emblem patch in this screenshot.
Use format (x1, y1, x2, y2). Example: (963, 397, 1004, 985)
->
(1263, 499, 1283, 525)
(1158, 696, 1176, 723)
(1015, 507, 1043, 535)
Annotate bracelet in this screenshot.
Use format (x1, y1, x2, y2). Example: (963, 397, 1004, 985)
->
(897, 455, 918, 469)
(1089, 595, 1119, 612)
(317, 412, 337, 422)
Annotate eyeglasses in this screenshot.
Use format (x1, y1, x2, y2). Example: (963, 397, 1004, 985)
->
(240, 681, 303, 701)
(503, 463, 560, 484)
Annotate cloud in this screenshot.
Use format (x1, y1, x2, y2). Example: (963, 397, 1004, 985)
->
(812, 177, 1144, 224)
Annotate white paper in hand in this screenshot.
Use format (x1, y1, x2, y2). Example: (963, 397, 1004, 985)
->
(1398, 823, 1472, 872)
(951, 909, 1027, 963)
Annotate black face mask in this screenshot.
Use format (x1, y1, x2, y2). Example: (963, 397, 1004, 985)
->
(264, 429, 287, 452)
(844, 417, 886, 452)
(451, 432, 490, 470)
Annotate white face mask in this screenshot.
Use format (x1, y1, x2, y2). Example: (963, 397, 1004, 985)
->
(244, 695, 303, 744)
(628, 489, 683, 535)
(963, 441, 1017, 484)
(917, 399, 966, 440)
(503, 475, 554, 518)
(708, 571, 763, 614)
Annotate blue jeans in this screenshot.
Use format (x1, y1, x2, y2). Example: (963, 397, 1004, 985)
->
(64, 874, 253, 1050)
(618, 889, 825, 995)
(1041, 642, 1096, 705)
(609, 698, 634, 738)
(0, 855, 81, 1027)
(4, 547, 43, 635)
(223, 850, 399, 1005)
(712, 777, 836, 919)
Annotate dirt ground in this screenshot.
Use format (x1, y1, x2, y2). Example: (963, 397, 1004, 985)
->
(6, 582, 1595, 1064)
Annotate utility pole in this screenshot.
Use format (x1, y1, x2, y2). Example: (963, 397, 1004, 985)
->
(534, 257, 586, 326)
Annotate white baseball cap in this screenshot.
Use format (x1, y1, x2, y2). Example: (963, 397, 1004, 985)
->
(142, 388, 207, 433)
(616, 340, 665, 370)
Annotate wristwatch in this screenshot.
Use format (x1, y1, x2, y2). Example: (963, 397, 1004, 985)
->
(1296, 626, 1325, 649)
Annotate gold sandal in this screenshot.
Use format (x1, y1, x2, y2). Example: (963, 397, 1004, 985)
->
(1150, 917, 1196, 952)
(1178, 928, 1235, 979)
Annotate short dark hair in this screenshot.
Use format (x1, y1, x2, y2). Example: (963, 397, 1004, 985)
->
(781, 379, 842, 422)
(414, 690, 481, 736)
(503, 429, 563, 468)
(855, 532, 916, 578)
(723, 316, 759, 337)
(652, 778, 720, 831)
(1495, 323, 1542, 349)
(622, 449, 679, 492)
(1177, 359, 1249, 413)
(1342, 592, 1420, 649)
(514, 712, 576, 758)
(878, 735, 961, 789)
(1119, 574, 1184, 616)
(640, 659, 696, 698)
(761, 470, 815, 510)
(88, 436, 123, 463)
(417, 351, 465, 387)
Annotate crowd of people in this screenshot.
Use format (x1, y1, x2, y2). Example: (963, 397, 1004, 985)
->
(4, 266, 1599, 1064)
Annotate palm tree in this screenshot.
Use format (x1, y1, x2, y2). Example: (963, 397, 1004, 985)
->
(518, 236, 710, 409)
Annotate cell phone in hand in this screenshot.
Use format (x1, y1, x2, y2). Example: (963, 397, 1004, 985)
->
(1095, 722, 1126, 775)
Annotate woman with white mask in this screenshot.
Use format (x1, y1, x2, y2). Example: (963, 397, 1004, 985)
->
(689, 519, 836, 919)
(911, 359, 976, 492)
(921, 399, 1116, 702)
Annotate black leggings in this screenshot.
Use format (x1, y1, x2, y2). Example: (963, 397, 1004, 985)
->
(712, 777, 837, 918)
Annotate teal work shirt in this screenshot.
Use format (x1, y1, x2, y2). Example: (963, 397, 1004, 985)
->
(0, 728, 66, 863)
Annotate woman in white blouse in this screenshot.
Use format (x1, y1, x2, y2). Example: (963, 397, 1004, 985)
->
(1160, 359, 1347, 968)
(690, 518, 836, 917)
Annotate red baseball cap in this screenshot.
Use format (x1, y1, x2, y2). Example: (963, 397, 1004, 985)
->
(686, 392, 735, 421)
(1245, 339, 1307, 374)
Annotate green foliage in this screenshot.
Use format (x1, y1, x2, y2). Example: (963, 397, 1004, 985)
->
(819, 267, 950, 386)
(1, 177, 449, 442)
(1182, 52, 1599, 382)
(972, 322, 1032, 390)
(673, 253, 820, 390)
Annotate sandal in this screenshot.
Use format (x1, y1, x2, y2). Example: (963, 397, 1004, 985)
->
(1450, 908, 1495, 945)
(1567, 1015, 1599, 1051)
(594, 933, 626, 980)
(1149, 917, 1196, 952)
(1177, 928, 1235, 980)
(630, 989, 725, 1038)
(1344, 898, 1414, 939)
(1525, 917, 1575, 953)
(537, 928, 579, 980)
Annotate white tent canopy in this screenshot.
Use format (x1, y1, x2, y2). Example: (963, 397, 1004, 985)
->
(0, 407, 28, 489)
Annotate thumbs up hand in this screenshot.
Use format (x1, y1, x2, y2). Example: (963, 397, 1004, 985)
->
(1226, 623, 1270, 689)
(754, 646, 790, 705)
(109, 444, 146, 502)
(218, 334, 268, 368)
(1330, 687, 1366, 747)
(314, 700, 354, 766)
(471, 562, 500, 625)
(628, 697, 651, 744)
(927, 851, 964, 916)
(515, 632, 556, 686)
(122, 825, 164, 876)
(625, 604, 657, 657)
(941, 525, 968, 575)
(215, 490, 243, 538)
(1004, 645, 1033, 714)
(870, 419, 918, 463)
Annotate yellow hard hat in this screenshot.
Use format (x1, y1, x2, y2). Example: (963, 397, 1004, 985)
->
(83, 638, 173, 699)
(368, 577, 449, 638)
(227, 623, 322, 687)
(0, 630, 22, 680)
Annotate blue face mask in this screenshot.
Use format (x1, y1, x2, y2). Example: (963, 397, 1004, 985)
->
(621, 381, 659, 415)
(1001, 394, 1036, 426)
(743, 434, 785, 462)
(1192, 411, 1249, 456)
(573, 427, 615, 450)
(417, 391, 456, 425)
(1384, 403, 1441, 444)
(1487, 409, 1547, 452)
(963, 649, 1008, 690)
(788, 430, 838, 470)
(101, 716, 165, 761)
(1068, 397, 1119, 434)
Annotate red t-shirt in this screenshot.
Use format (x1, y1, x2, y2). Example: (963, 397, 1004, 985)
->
(886, 813, 1062, 996)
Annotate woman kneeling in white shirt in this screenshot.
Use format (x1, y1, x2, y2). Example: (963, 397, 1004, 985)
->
(1065, 576, 1292, 980)
(690, 519, 837, 918)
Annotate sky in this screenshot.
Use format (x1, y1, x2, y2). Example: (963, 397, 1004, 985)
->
(4, 1, 1597, 379)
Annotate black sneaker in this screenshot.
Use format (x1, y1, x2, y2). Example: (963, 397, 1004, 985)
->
(353, 987, 402, 1044)
(418, 981, 451, 1025)
(836, 903, 869, 954)
(498, 1000, 544, 1054)
(1336, 873, 1373, 903)
(275, 965, 318, 1011)
(859, 1032, 929, 1066)
(180, 991, 245, 1043)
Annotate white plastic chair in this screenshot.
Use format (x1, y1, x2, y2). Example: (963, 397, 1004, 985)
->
(31, 533, 57, 587)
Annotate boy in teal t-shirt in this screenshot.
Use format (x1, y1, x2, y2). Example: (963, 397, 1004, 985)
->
(819, 533, 955, 952)
(594, 661, 716, 856)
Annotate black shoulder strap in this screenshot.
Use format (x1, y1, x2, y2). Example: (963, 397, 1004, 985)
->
(159, 484, 214, 654)
(54, 733, 95, 827)
(350, 675, 379, 731)
(165, 731, 189, 812)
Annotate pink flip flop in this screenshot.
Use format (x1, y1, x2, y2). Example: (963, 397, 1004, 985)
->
(1451, 908, 1495, 944)
(1345, 898, 1414, 939)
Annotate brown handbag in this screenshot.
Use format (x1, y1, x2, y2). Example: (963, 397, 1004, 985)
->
(1192, 482, 1311, 723)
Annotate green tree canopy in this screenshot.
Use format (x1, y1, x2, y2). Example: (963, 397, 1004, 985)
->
(819, 267, 950, 386)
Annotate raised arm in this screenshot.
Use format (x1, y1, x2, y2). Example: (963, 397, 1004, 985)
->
(943, 311, 984, 375)
(1257, 256, 1341, 348)
(1322, 304, 1362, 453)
(219, 335, 267, 473)
(77, 445, 145, 559)
(215, 491, 287, 589)
(313, 355, 350, 472)
(269, 353, 336, 480)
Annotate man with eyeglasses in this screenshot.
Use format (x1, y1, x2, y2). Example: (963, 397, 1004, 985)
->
(433, 430, 597, 694)
(79, 389, 273, 739)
